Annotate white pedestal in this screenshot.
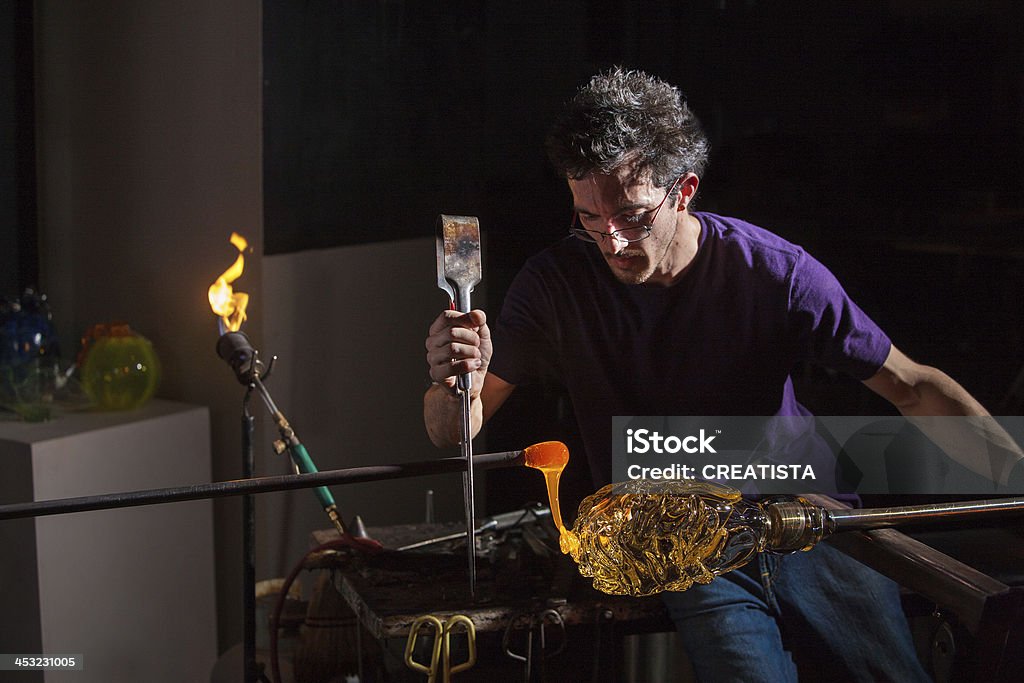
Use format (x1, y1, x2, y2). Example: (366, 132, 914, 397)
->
(0, 400, 218, 682)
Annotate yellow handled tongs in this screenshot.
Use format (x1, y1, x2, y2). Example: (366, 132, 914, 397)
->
(405, 614, 477, 683)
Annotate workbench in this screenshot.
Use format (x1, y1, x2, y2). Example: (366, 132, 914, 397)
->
(290, 501, 1024, 683)
(299, 521, 674, 682)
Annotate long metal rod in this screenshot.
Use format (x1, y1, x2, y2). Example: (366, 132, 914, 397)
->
(242, 411, 258, 683)
(831, 496, 1024, 530)
(460, 387, 476, 597)
(0, 450, 524, 521)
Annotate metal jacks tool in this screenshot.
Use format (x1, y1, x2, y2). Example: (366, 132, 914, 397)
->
(437, 214, 483, 598)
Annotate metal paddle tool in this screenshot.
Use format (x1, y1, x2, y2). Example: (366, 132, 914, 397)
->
(436, 214, 483, 599)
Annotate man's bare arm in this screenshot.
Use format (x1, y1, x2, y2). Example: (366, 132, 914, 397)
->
(424, 372, 516, 447)
(864, 345, 1023, 485)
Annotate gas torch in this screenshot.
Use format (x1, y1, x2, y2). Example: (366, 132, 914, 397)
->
(208, 233, 348, 536)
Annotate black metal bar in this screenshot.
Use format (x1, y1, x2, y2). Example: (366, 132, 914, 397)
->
(242, 412, 258, 683)
(0, 450, 524, 521)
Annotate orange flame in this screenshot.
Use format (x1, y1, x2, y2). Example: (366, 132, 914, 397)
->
(208, 232, 250, 332)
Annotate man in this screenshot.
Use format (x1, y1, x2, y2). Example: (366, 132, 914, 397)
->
(423, 67, 1008, 681)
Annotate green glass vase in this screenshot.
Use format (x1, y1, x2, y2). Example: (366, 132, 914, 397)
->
(81, 324, 161, 411)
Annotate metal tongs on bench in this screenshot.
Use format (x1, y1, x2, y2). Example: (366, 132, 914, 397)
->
(436, 214, 483, 598)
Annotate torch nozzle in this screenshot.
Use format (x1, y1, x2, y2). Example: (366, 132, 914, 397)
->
(216, 331, 258, 385)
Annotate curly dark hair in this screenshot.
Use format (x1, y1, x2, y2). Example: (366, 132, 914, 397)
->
(545, 67, 710, 192)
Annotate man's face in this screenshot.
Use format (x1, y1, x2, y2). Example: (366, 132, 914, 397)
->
(568, 167, 682, 286)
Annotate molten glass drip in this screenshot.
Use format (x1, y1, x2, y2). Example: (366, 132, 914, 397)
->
(522, 441, 569, 534)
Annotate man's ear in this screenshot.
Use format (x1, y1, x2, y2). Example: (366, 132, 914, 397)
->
(677, 173, 700, 211)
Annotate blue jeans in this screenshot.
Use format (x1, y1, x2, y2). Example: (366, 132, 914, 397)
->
(661, 544, 931, 682)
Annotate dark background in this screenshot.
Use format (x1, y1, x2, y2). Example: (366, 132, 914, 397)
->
(3, 2, 1022, 512)
(261, 1, 1024, 512)
(0, 0, 36, 296)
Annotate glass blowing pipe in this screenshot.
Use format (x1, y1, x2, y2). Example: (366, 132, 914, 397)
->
(765, 495, 1024, 552)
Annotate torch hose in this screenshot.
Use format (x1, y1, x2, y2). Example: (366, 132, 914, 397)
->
(288, 441, 336, 510)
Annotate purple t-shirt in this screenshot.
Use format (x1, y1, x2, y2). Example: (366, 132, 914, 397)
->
(489, 212, 891, 487)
